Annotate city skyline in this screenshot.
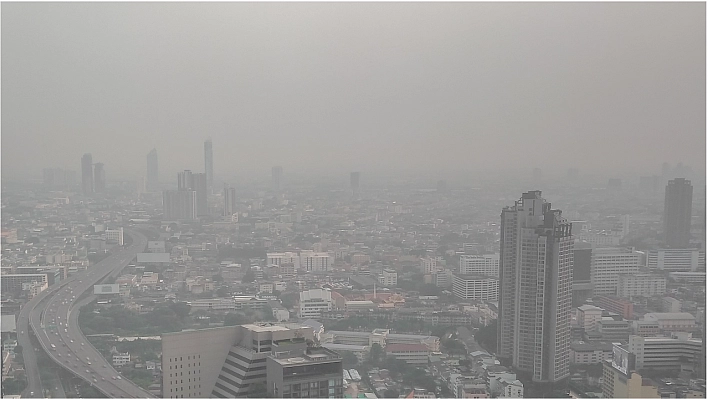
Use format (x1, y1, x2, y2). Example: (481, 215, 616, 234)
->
(2, 3, 705, 180)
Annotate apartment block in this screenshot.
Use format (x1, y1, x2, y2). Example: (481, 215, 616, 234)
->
(267, 346, 344, 398)
(459, 254, 499, 277)
(629, 333, 703, 371)
(298, 289, 333, 319)
(591, 247, 642, 296)
(616, 274, 667, 298)
(452, 274, 499, 301)
(646, 248, 705, 272)
(594, 296, 634, 319)
(162, 323, 315, 399)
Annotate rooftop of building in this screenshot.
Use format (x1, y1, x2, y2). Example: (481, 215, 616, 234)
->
(385, 343, 428, 352)
(270, 346, 342, 365)
(644, 312, 696, 320)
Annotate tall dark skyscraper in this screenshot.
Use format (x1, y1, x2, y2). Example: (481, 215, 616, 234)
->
(350, 172, 360, 199)
(81, 153, 93, 195)
(664, 178, 693, 248)
(204, 139, 213, 190)
(498, 191, 572, 388)
(272, 166, 283, 190)
(223, 184, 236, 216)
(93, 163, 105, 193)
(147, 148, 159, 192)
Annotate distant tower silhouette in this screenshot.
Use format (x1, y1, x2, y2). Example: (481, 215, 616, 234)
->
(664, 178, 693, 248)
(223, 184, 236, 216)
(272, 166, 283, 191)
(204, 139, 213, 190)
(81, 153, 93, 195)
(93, 163, 105, 193)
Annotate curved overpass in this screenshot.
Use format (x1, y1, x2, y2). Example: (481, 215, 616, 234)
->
(19, 229, 154, 398)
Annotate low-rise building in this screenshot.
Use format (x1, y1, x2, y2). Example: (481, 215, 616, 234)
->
(113, 352, 131, 367)
(629, 333, 703, 371)
(643, 312, 696, 333)
(452, 274, 498, 301)
(385, 343, 429, 364)
(298, 289, 333, 319)
(617, 274, 666, 298)
(570, 341, 613, 364)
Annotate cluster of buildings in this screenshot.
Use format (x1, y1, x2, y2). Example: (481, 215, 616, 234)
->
(4, 156, 706, 398)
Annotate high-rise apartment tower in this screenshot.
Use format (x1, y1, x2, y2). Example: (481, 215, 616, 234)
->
(350, 172, 360, 199)
(204, 139, 213, 190)
(664, 178, 693, 248)
(81, 153, 93, 195)
(93, 163, 105, 193)
(272, 166, 283, 191)
(498, 191, 573, 387)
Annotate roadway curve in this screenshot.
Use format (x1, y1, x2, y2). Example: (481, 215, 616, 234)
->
(19, 229, 153, 398)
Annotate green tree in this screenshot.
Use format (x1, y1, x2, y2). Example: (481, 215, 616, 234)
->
(341, 351, 359, 367)
(224, 312, 250, 326)
(369, 343, 384, 366)
(260, 304, 276, 321)
(475, 320, 497, 353)
(215, 287, 230, 298)
(1, 378, 27, 395)
(169, 302, 192, 319)
(242, 270, 256, 283)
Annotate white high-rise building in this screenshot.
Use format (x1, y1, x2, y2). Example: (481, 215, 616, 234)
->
(105, 228, 124, 246)
(591, 247, 643, 296)
(646, 248, 706, 272)
(380, 269, 398, 287)
(299, 251, 331, 272)
(267, 251, 331, 272)
(498, 191, 573, 385)
(452, 274, 499, 301)
(420, 257, 438, 274)
(459, 254, 499, 277)
(298, 289, 333, 319)
(617, 274, 667, 298)
(267, 252, 301, 268)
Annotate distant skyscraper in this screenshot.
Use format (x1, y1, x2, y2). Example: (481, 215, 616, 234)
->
(178, 170, 193, 190)
(664, 178, 693, 248)
(192, 172, 208, 216)
(204, 139, 213, 190)
(146, 148, 159, 192)
(223, 184, 236, 216)
(350, 172, 360, 199)
(162, 190, 197, 220)
(272, 166, 283, 190)
(81, 153, 93, 195)
(176, 170, 207, 216)
(93, 163, 105, 193)
(498, 191, 572, 387)
(608, 178, 622, 190)
(43, 168, 72, 188)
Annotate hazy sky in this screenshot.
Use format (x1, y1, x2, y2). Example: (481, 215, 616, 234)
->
(2, 2, 705, 181)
